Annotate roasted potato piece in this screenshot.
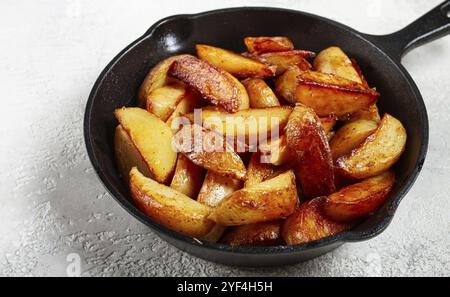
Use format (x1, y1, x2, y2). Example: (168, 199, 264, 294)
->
(221, 221, 284, 246)
(320, 116, 337, 134)
(337, 114, 407, 179)
(294, 70, 380, 117)
(196, 44, 275, 78)
(166, 88, 203, 130)
(129, 168, 215, 238)
(286, 105, 335, 198)
(324, 171, 395, 222)
(331, 120, 378, 160)
(169, 55, 249, 113)
(242, 78, 280, 108)
(254, 50, 314, 75)
(244, 36, 294, 54)
(259, 135, 291, 166)
(313, 46, 362, 83)
(351, 58, 369, 88)
(282, 197, 351, 245)
(114, 125, 152, 184)
(146, 83, 186, 121)
(115, 108, 177, 184)
(138, 55, 190, 107)
(173, 124, 247, 180)
(198, 171, 242, 208)
(170, 155, 205, 198)
(347, 104, 381, 123)
(245, 153, 277, 188)
(210, 170, 298, 226)
(275, 66, 303, 104)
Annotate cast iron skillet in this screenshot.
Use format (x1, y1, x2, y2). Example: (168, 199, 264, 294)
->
(84, 2, 450, 266)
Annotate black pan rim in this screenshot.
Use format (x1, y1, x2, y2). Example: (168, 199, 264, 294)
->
(83, 6, 429, 256)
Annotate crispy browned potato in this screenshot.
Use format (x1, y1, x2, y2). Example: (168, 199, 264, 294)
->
(254, 50, 314, 75)
(169, 55, 249, 113)
(115, 125, 152, 184)
(197, 171, 242, 208)
(221, 221, 284, 246)
(173, 124, 247, 180)
(286, 105, 335, 198)
(275, 66, 303, 104)
(129, 167, 215, 238)
(210, 171, 298, 226)
(170, 155, 205, 198)
(244, 36, 294, 54)
(324, 171, 395, 222)
(166, 88, 204, 130)
(347, 104, 381, 123)
(320, 116, 337, 134)
(337, 114, 407, 179)
(245, 153, 277, 187)
(294, 70, 380, 117)
(115, 108, 177, 184)
(146, 83, 186, 121)
(313, 47, 362, 83)
(259, 135, 291, 166)
(242, 78, 280, 108)
(196, 44, 275, 78)
(282, 197, 351, 245)
(331, 120, 378, 160)
(138, 55, 190, 108)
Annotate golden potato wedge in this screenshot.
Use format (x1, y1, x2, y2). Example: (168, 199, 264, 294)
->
(294, 71, 380, 117)
(282, 197, 351, 245)
(146, 83, 186, 121)
(337, 114, 407, 179)
(129, 168, 215, 238)
(275, 66, 303, 104)
(347, 104, 381, 123)
(114, 125, 152, 184)
(197, 171, 242, 208)
(138, 55, 190, 108)
(114, 108, 177, 184)
(196, 44, 275, 79)
(242, 78, 280, 108)
(254, 50, 314, 75)
(221, 221, 284, 246)
(286, 105, 335, 198)
(259, 135, 291, 166)
(324, 171, 395, 222)
(173, 124, 247, 180)
(169, 55, 249, 113)
(244, 36, 294, 54)
(245, 153, 277, 188)
(331, 119, 378, 160)
(210, 171, 298, 226)
(313, 46, 362, 83)
(166, 88, 204, 130)
(170, 155, 205, 198)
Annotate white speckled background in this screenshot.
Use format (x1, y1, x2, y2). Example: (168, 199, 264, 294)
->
(0, 0, 449, 277)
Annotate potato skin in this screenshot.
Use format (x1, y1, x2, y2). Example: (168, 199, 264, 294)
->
(282, 197, 350, 245)
(286, 105, 335, 198)
(252, 50, 314, 75)
(170, 154, 205, 198)
(210, 171, 299, 226)
(242, 78, 280, 108)
(244, 36, 294, 54)
(197, 171, 242, 208)
(221, 221, 284, 246)
(324, 171, 395, 222)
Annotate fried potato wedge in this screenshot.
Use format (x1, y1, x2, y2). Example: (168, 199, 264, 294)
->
(337, 114, 407, 179)
(242, 78, 280, 108)
(286, 105, 335, 198)
(282, 197, 351, 245)
(221, 221, 284, 246)
(196, 44, 275, 78)
(166, 88, 204, 130)
(146, 83, 186, 121)
(324, 171, 395, 222)
(115, 108, 177, 184)
(294, 71, 380, 117)
(115, 125, 152, 184)
(347, 104, 381, 123)
(210, 170, 298, 226)
(275, 66, 303, 104)
(198, 171, 243, 208)
(254, 50, 314, 75)
(244, 36, 294, 54)
(170, 155, 205, 198)
(169, 55, 249, 113)
(245, 153, 277, 188)
(129, 168, 215, 238)
(173, 124, 247, 180)
(138, 55, 190, 107)
(259, 135, 291, 166)
(313, 47, 362, 83)
(331, 120, 378, 160)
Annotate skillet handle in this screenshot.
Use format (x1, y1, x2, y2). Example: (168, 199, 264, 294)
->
(363, 1, 450, 61)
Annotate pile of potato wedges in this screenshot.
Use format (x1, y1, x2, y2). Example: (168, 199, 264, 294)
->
(114, 36, 407, 246)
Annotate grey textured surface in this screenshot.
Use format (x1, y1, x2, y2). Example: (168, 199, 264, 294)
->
(0, 0, 449, 277)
